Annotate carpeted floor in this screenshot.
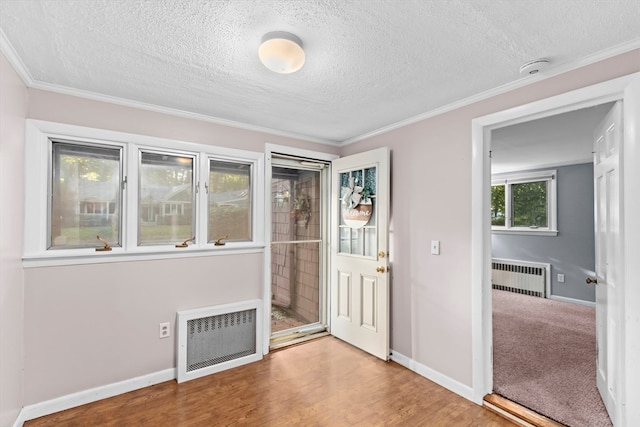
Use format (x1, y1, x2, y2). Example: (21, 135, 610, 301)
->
(492, 290, 612, 427)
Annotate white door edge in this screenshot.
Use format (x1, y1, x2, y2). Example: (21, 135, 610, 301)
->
(470, 70, 640, 423)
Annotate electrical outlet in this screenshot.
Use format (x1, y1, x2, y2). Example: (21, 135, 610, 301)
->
(557, 273, 565, 283)
(159, 322, 170, 339)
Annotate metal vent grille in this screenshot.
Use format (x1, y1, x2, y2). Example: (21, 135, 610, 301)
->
(177, 299, 262, 383)
(186, 309, 257, 373)
(492, 259, 547, 298)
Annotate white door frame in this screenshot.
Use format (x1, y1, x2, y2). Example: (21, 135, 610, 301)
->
(471, 72, 640, 426)
(263, 143, 338, 355)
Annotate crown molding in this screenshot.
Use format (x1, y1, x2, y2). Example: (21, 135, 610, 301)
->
(0, 27, 35, 86)
(341, 38, 640, 146)
(30, 80, 341, 146)
(0, 29, 339, 148)
(2, 26, 637, 149)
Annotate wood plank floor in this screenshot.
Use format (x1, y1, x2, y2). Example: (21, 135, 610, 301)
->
(25, 337, 514, 426)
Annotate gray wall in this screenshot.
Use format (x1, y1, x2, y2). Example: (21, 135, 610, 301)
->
(492, 163, 596, 303)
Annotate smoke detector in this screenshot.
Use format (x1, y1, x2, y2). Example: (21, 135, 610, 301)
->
(519, 58, 550, 75)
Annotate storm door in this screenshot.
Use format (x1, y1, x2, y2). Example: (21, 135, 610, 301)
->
(270, 156, 328, 348)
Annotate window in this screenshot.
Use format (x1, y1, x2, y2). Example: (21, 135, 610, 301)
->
(139, 151, 195, 246)
(50, 141, 122, 249)
(208, 159, 252, 242)
(24, 120, 263, 265)
(491, 170, 557, 235)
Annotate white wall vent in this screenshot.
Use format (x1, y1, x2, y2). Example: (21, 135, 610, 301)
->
(177, 299, 263, 383)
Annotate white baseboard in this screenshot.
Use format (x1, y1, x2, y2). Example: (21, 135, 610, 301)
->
(14, 368, 176, 426)
(389, 349, 475, 402)
(549, 294, 595, 308)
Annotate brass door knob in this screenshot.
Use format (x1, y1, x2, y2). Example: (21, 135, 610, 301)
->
(586, 277, 598, 284)
(376, 266, 386, 273)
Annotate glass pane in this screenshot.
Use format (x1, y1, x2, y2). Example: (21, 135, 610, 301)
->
(339, 227, 351, 253)
(209, 160, 252, 242)
(364, 227, 376, 257)
(351, 227, 364, 255)
(512, 181, 548, 227)
(271, 241, 321, 332)
(338, 166, 377, 257)
(139, 152, 194, 245)
(271, 168, 320, 242)
(51, 142, 121, 249)
(491, 185, 505, 226)
(364, 167, 377, 200)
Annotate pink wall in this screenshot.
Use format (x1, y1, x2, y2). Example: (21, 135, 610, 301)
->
(0, 53, 27, 423)
(342, 49, 640, 385)
(27, 89, 338, 155)
(20, 77, 338, 405)
(4, 45, 639, 414)
(23, 254, 264, 403)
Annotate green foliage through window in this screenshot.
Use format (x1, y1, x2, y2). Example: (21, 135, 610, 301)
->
(512, 181, 548, 227)
(491, 185, 505, 226)
(492, 175, 552, 230)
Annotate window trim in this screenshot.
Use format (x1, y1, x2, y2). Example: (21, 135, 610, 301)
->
(24, 120, 264, 267)
(491, 169, 558, 236)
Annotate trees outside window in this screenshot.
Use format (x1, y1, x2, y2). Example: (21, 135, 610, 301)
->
(491, 170, 557, 235)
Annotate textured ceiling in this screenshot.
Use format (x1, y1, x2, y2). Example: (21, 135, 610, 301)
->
(0, 0, 639, 144)
(491, 102, 615, 174)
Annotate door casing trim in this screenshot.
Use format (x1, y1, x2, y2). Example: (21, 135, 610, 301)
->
(471, 72, 640, 427)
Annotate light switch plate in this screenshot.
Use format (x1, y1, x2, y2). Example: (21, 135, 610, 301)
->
(431, 240, 440, 255)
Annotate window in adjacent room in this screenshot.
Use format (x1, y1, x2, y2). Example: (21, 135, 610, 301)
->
(491, 169, 557, 235)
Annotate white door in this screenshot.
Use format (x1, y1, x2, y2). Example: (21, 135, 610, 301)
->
(330, 147, 390, 360)
(593, 101, 622, 425)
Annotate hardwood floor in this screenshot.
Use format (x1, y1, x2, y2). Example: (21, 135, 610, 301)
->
(484, 394, 565, 427)
(25, 337, 514, 426)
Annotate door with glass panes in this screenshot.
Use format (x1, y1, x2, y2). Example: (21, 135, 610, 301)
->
(330, 147, 390, 360)
(270, 157, 328, 347)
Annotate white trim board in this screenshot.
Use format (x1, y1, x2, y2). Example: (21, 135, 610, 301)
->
(390, 350, 475, 402)
(15, 369, 176, 427)
(471, 72, 640, 426)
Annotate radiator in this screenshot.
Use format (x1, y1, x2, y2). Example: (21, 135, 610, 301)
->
(177, 299, 263, 383)
(492, 258, 549, 298)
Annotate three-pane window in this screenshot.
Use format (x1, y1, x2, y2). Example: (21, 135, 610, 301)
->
(45, 138, 256, 254)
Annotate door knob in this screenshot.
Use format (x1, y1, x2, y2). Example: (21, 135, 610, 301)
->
(586, 277, 598, 284)
(376, 266, 386, 273)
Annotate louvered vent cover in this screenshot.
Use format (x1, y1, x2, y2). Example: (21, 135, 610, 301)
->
(177, 299, 262, 383)
(187, 309, 256, 372)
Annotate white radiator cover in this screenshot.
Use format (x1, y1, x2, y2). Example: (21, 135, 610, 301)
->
(491, 258, 550, 298)
(177, 299, 263, 383)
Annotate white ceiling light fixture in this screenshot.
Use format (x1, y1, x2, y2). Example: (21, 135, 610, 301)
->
(259, 31, 305, 74)
(519, 58, 551, 75)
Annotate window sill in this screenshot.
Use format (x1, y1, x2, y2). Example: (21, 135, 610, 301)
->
(491, 229, 558, 237)
(22, 244, 266, 268)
